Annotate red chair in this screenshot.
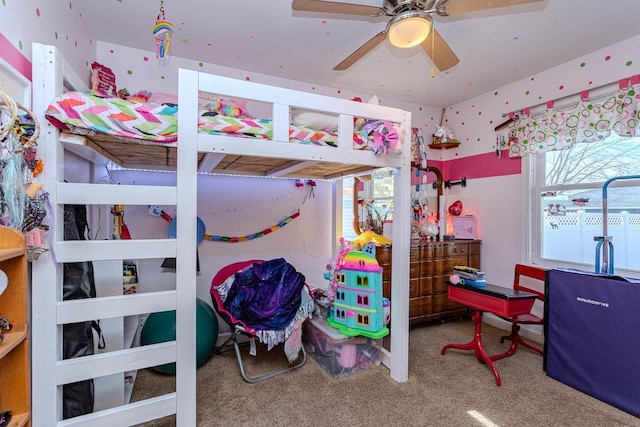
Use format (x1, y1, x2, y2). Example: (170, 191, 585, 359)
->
(499, 264, 548, 355)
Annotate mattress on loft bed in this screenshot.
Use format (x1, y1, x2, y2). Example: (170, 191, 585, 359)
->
(44, 90, 400, 150)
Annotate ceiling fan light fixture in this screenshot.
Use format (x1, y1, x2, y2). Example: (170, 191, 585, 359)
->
(387, 10, 432, 48)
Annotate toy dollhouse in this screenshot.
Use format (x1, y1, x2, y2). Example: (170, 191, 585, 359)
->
(327, 242, 389, 339)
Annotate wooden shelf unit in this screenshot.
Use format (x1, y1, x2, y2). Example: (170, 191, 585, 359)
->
(0, 226, 30, 426)
(428, 142, 460, 150)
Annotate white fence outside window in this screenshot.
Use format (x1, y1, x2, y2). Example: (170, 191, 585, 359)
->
(543, 211, 640, 271)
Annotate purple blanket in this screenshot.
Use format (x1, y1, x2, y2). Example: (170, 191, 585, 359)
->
(223, 258, 306, 331)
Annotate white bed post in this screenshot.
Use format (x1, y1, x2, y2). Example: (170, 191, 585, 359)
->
(388, 111, 412, 382)
(31, 42, 67, 426)
(176, 68, 199, 426)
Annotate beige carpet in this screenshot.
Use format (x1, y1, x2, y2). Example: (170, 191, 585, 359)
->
(131, 319, 639, 426)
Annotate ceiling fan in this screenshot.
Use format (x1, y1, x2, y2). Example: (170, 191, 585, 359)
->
(292, 0, 545, 72)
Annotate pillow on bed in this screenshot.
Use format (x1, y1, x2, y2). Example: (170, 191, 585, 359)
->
(291, 110, 338, 132)
(291, 95, 379, 132)
(149, 92, 178, 105)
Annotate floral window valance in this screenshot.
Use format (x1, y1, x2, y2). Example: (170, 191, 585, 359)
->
(509, 75, 640, 157)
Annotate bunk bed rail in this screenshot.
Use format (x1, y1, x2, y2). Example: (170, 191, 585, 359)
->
(30, 43, 412, 427)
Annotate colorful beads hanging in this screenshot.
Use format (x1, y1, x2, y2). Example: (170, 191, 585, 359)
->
(204, 210, 301, 243)
(152, 1, 173, 59)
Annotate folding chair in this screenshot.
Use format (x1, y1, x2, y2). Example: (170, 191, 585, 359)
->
(210, 259, 312, 383)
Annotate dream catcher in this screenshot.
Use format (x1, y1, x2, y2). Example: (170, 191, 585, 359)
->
(152, 0, 173, 59)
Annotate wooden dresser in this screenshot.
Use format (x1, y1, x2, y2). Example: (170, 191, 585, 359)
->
(376, 239, 481, 325)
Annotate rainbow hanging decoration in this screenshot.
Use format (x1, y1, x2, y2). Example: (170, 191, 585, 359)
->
(153, 1, 173, 59)
(204, 210, 301, 243)
(150, 207, 301, 243)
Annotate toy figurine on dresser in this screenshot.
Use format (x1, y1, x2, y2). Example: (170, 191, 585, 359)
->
(325, 241, 389, 339)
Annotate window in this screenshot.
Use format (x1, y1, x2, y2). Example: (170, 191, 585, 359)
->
(342, 177, 358, 241)
(356, 313, 370, 326)
(531, 135, 640, 273)
(356, 275, 369, 287)
(356, 294, 370, 306)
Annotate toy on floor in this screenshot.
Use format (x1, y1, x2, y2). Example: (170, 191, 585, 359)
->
(325, 241, 389, 339)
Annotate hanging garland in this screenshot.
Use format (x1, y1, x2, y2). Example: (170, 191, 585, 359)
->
(150, 207, 301, 243)
(204, 210, 300, 243)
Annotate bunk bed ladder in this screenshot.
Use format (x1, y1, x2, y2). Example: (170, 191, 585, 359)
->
(31, 44, 198, 426)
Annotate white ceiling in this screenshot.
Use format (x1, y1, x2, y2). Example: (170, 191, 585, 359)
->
(78, 0, 640, 108)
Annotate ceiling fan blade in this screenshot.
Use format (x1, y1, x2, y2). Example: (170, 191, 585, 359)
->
(441, 0, 546, 16)
(420, 28, 460, 71)
(334, 31, 387, 71)
(292, 0, 383, 16)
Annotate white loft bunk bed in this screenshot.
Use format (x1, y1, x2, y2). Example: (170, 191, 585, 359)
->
(31, 43, 411, 426)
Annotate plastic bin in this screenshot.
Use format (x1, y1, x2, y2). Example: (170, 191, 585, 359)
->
(303, 315, 381, 378)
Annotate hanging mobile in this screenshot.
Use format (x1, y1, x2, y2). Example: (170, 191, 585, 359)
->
(153, 0, 173, 59)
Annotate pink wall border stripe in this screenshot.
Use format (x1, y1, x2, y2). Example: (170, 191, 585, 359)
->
(0, 33, 31, 81)
(441, 150, 521, 181)
(422, 150, 521, 182)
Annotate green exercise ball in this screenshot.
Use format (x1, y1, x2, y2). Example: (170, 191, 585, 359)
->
(140, 298, 219, 374)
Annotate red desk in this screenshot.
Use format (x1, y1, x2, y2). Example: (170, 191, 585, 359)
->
(440, 282, 537, 386)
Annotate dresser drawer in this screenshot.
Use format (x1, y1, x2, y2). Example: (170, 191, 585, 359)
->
(409, 243, 422, 262)
(433, 293, 448, 313)
(434, 243, 445, 258)
(409, 278, 420, 298)
(468, 254, 480, 269)
(409, 261, 421, 278)
(422, 243, 436, 259)
(433, 275, 448, 294)
(421, 259, 434, 276)
(382, 265, 392, 282)
(419, 295, 433, 315)
(468, 241, 480, 256)
(445, 242, 468, 257)
(408, 298, 420, 318)
(376, 244, 393, 264)
(444, 256, 467, 275)
(420, 276, 433, 295)
(433, 259, 447, 276)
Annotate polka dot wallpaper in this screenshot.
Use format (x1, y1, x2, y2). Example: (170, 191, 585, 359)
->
(443, 36, 640, 159)
(0, 0, 95, 83)
(0, 1, 638, 162)
(93, 40, 443, 140)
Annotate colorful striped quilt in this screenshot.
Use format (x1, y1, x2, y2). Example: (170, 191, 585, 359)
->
(45, 91, 370, 147)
